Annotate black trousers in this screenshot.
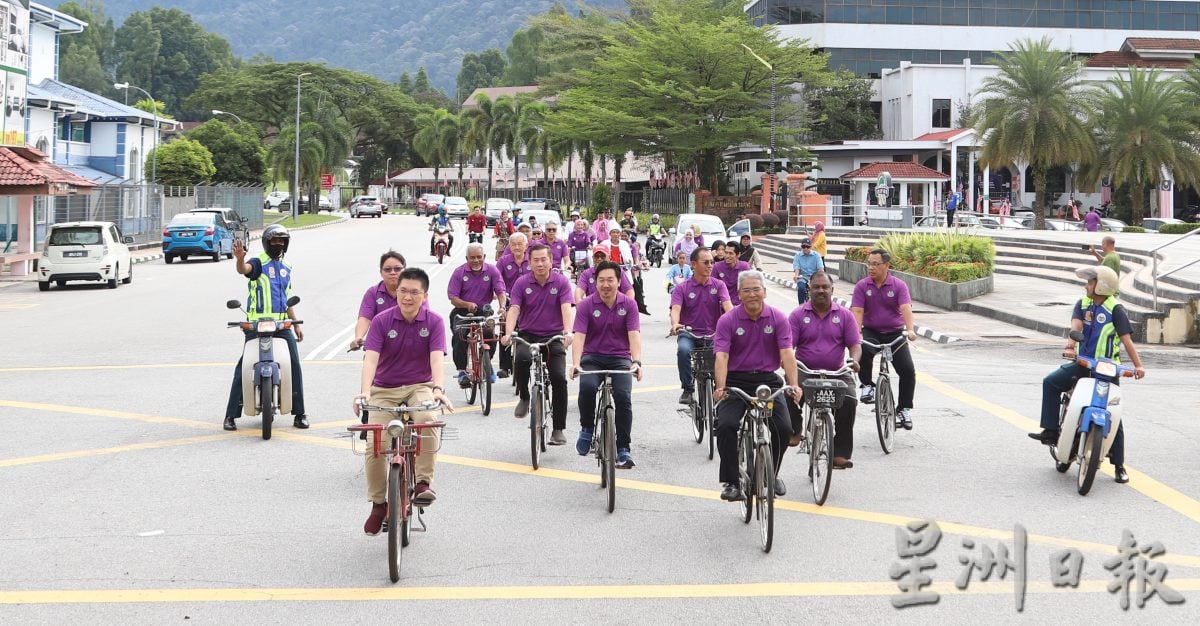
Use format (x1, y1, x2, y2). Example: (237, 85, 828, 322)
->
(514, 332, 568, 430)
(449, 308, 496, 372)
(859, 328, 916, 410)
(715, 372, 791, 484)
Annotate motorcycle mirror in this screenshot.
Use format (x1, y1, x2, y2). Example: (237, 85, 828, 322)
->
(226, 299, 242, 309)
(1068, 330, 1085, 343)
(286, 296, 301, 307)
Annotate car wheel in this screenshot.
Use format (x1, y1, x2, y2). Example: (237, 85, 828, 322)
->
(122, 264, 133, 284)
(55, 280, 66, 287)
(38, 281, 49, 291)
(165, 254, 174, 264)
(108, 265, 119, 288)
(212, 250, 221, 262)
(181, 255, 189, 262)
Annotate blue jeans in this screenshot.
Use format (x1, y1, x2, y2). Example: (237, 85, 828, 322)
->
(1040, 363, 1125, 466)
(225, 328, 305, 419)
(577, 354, 634, 448)
(796, 278, 809, 305)
(676, 335, 712, 390)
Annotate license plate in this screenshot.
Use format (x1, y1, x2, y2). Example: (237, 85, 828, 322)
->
(179, 231, 194, 237)
(63, 250, 87, 258)
(814, 389, 839, 407)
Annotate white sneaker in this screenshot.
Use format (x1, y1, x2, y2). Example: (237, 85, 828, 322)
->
(860, 384, 875, 404)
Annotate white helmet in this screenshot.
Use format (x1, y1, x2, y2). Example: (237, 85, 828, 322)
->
(1075, 266, 1119, 296)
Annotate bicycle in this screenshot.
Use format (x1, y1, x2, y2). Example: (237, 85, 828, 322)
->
(795, 361, 854, 506)
(575, 365, 640, 513)
(673, 327, 716, 459)
(454, 310, 499, 416)
(861, 336, 909, 454)
(348, 399, 447, 583)
(510, 334, 565, 470)
(725, 384, 791, 553)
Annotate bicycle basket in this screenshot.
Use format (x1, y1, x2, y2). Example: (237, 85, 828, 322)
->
(692, 347, 715, 372)
(802, 378, 847, 409)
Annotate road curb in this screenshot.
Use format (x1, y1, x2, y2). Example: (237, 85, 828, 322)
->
(760, 270, 961, 344)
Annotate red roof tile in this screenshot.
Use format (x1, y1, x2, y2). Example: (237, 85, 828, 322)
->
(1086, 51, 1193, 70)
(1124, 38, 1200, 52)
(840, 162, 949, 181)
(0, 146, 98, 188)
(914, 129, 968, 141)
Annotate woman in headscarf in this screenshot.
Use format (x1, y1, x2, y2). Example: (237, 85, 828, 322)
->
(810, 221, 827, 262)
(674, 229, 698, 259)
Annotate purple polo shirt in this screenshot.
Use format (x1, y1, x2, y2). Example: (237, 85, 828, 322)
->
(448, 262, 506, 308)
(670, 276, 731, 335)
(364, 305, 447, 388)
(498, 252, 530, 293)
(789, 301, 861, 371)
(543, 239, 570, 267)
(574, 292, 640, 358)
(567, 230, 593, 252)
(851, 274, 911, 332)
(714, 259, 752, 305)
(511, 272, 574, 335)
(577, 266, 632, 297)
(358, 281, 397, 321)
(714, 304, 792, 373)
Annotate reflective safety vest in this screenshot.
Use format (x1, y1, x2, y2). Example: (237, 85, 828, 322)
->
(1078, 295, 1120, 362)
(245, 252, 293, 321)
(648, 222, 664, 236)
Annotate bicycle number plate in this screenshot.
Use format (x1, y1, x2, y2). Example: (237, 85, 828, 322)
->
(812, 388, 840, 408)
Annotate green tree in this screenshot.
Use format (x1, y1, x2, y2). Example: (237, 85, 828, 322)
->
(152, 138, 216, 186)
(57, 1, 118, 95)
(187, 120, 266, 183)
(502, 26, 546, 86)
(58, 46, 113, 96)
(1081, 67, 1200, 226)
(265, 122, 325, 209)
(463, 92, 504, 197)
(414, 67, 432, 93)
(413, 109, 457, 185)
(398, 71, 414, 94)
(457, 49, 507, 100)
(132, 98, 172, 119)
(973, 37, 1095, 230)
(806, 70, 880, 143)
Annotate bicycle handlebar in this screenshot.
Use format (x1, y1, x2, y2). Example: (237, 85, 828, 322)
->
(671, 326, 715, 340)
(574, 367, 640, 376)
(509, 334, 566, 349)
(355, 399, 443, 414)
(861, 335, 909, 350)
(724, 386, 791, 405)
(796, 361, 856, 377)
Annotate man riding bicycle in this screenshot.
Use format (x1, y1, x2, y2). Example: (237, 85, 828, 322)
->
(570, 260, 644, 469)
(852, 248, 917, 429)
(352, 267, 453, 535)
(712, 271, 800, 501)
(791, 238, 824, 304)
(448, 243, 507, 389)
(496, 233, 531, 379)
(714, 243, 752, 306)
(429, 206, 454, 256)
(501, 244, 575, 445)
(466, 206, 487, 244)
(670, 247, 733, 405)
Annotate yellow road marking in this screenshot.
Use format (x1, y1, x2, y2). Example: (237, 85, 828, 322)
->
(918, 371, 1200, 527)
(1, 579, 1197, 604)
(4, 398, 1199, 568)
(0, 434, 229, 468)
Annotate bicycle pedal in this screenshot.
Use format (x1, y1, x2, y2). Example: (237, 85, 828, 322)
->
(676, 408, 691, 419)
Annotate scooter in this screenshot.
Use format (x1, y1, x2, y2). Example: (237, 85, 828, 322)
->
(226, 296, 302, 440)
(645, 235, 666, 267)
(1050, 329, 1134, 495)
(433, 226, 451, 264)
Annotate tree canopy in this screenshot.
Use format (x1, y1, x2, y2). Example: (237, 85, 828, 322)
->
(187, 120, 267, 184)
(152, 137, 216, 186)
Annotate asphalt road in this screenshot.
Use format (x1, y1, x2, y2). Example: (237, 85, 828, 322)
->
(1, 214, 1197, 623)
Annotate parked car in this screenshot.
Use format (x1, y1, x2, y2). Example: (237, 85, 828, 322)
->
(670, 213, 727, 250)
(1045, 219, 1084, 232)
(349, 195, 384, 218)
(519, 209, 563, 231)
(979, 216, 1029, 230)
(1100, 218, 1127, 232)
(517, 197, 562, 217)
(191, 207, 249, 241)
(484, 198, 514, 226)
(416, 193, 445, 216)
(38, 221, 133, 291)
(443, 196, 470, 218)
(916, 213, 983, 228)
(727, 218, 751, 239)
(1142, 217, 1186, 232)
(263, 191, 290, 209)
(162, 212, 234, 264)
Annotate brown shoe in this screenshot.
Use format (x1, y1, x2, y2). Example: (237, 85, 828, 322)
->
(788, 433, 803, 447)
(833, 456, 854, 469)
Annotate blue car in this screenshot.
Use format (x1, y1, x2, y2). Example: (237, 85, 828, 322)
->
(163, 212, 234, 263)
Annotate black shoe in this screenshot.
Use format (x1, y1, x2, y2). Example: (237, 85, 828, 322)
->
(774, 478, 787, 496)
(1114, 465, 1129, 484)
(1027, 429, 1059, 445)
(720, 483, 745, 502)
(679, 389, 693, 405)
(223, 416, 237, 431)
(293, 415, 309, 429)
(497, 369, 511, 379)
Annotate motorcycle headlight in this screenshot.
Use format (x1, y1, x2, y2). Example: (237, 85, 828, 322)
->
(1094, 361, 1118, 378)
(256, 320, 278, 333)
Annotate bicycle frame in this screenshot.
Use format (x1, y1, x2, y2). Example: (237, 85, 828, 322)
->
(511, 334, 565, 469)
(456, 313, 499, 382)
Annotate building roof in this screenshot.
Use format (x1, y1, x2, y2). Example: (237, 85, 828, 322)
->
(1086, 51, 1193, 70)
(29, 2, 88, 34)
(461, 86, 541, 109)
(1123, 38, 1200, 52)
(33, 79, 179, 128)
(914, 129, 972, 142)
(840, 162, 949, 181)
(25, 82, 80, 112)
(0, 146, 97, 189)
(59, 164, 126, 185)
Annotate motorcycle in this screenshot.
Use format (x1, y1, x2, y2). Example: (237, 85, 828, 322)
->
(433, 225, 451, 264)
(1050, 329, 1134, 495)
(645, 235, 666, 268)
(571, 249, 589, 281)
(226, 296, 302, 440)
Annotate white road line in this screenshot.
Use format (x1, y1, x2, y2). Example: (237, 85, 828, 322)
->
(304, 322, 356, 361)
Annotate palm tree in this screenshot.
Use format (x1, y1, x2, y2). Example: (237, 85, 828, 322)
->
(413, 109, 456, 188)
(463, 93, 502, 197)
(492, 96, 527, 194)
(973, 37, 1095, 230)
(266, 121, 324, 208)
(1082, 67, 1200, 225)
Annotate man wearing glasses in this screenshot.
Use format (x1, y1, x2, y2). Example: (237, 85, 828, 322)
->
(448, 243, 507, 389)
(541, 222, 570, 270)
(851, 248, 918, 430)
(669, 247, 733, 406)
(791, 237, 824, 304)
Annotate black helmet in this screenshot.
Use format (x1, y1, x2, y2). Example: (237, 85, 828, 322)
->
(262, 224, 291, 254)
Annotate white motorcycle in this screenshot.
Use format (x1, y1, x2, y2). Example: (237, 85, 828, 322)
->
(227, 296, 301, 440)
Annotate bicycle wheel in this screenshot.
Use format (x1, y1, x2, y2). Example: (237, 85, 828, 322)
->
(463, 343, 478, 405)
(755, 443, 775, 553)
(603, 404, 616, 513)
(480, 348, 493, 416)
(400, 457, 414, 547)
(875, 376, 896, 454)
(689, 378, 704, 444)
(539, 383, 549, 453)
(387, 464, 403, 583)
(259, 377, 273, 441)
(1077, 424, 1103, 496)
(530, 386, 544, 470)
(810, 412, 833, 506)
(738, 426, 754, 524)
(705, 381, 717, 461)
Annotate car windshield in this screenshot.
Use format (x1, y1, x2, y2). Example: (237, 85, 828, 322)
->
(728, 219, 750, 235)
(359, 197, 378, 203)
(515, 201, 544, 211)
(48, 226, 103, 246)
(446, 197, 467, 205)
(428, 195, 445, 203)
(678, 216, 724, 233)
(169, 214, 213, 227)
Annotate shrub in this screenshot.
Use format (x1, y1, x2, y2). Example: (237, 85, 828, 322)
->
(872, 231, 995, 283)
(1156, 223, 1200, 235)
(589, 184, 612, 218)
(773, 210, 789, 227)
(927, 262, 990, 283)
(631, 212, 676, 231)
(762, 212, 780, 228)
(1122, 225, 1146, 233)
(747, 214, 764, 229)
(844, 246, 871, 262)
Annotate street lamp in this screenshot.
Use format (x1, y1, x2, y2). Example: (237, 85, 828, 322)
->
(294, 72, 312, 224)
(385, 156, 392, 204)
(741, 44, 776, 213)
(114, 82, 158, 186)
(211, 109, 244, 125)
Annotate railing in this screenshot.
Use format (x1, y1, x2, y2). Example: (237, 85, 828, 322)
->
(1150, 226, 1200, 309)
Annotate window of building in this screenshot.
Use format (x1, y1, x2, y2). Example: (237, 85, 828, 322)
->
(932, 99, 951, 128)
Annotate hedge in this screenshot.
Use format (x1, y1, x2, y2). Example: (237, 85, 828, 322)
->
(1122, 226, 1146, 233)
(1156, 223, 1200, 235)
(871, 231, 995, 283)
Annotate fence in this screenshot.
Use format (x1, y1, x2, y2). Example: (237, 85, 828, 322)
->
(793, 201, 936, 229)
(162, 184, 266, 229)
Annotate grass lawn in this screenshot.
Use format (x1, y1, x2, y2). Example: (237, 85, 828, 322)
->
(263, 211, 342, 228)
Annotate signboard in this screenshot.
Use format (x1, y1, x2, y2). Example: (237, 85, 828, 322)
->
(320, 173, 334, 190)
(0, 0, 29, 147)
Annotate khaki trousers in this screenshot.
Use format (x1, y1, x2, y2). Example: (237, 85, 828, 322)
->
(365, 384, 439, 504)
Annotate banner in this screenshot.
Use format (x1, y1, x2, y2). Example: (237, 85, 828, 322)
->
(0, 0, 30, 147)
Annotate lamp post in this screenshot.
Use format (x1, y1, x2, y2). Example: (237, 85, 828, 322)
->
(740, 44, 776, 213)
(384, 156, 392, 204)
(211, 109, 244, 125)
(294, 72, 312, 224)
(114, 82, 158, 185)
